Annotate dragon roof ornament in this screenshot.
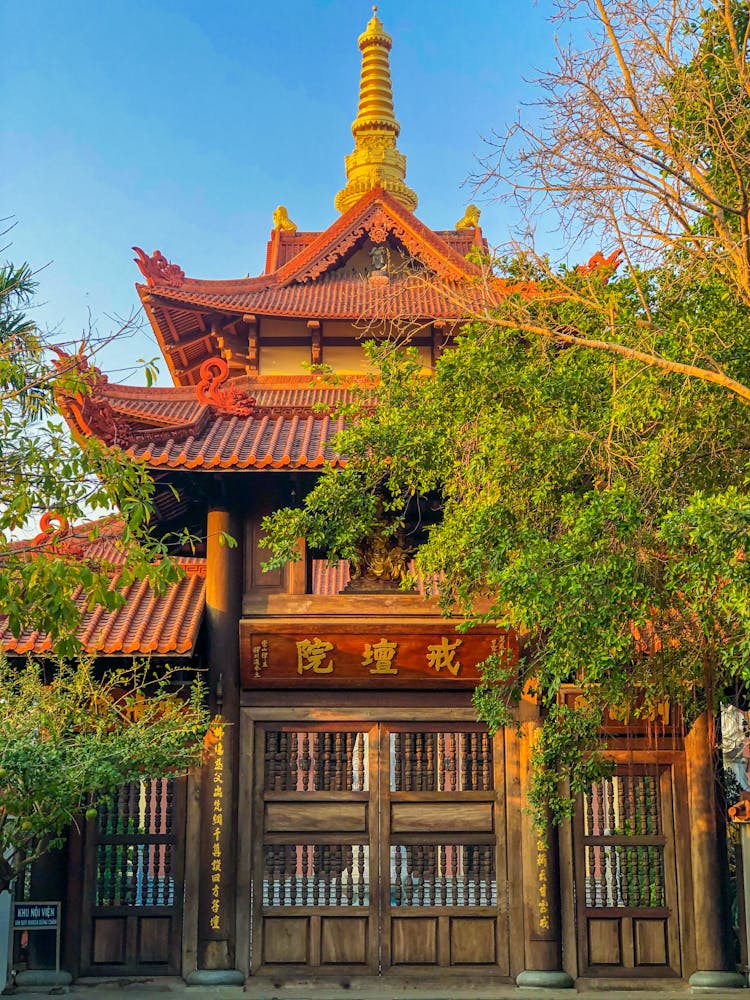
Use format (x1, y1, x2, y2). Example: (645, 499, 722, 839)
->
(133, 246, 186, 287)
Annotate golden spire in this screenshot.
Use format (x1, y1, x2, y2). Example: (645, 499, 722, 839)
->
(335, 8, 418, 214)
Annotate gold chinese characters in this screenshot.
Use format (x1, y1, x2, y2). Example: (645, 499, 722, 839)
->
(362, 638, 398, 674)
(209, 725, 224, 932)
(296, 638, 334, 674)
(294, 636, 464, 677)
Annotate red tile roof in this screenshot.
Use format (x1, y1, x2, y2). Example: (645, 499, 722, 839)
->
(134, 188, 497, 385)
(72, 376, 361, 470)
(310, 560, 438, 598)
(0, 519, 206, 656)
(102, 376, 368, 425)
(145, 270, 488, 321)
(130, 411, 347, 470)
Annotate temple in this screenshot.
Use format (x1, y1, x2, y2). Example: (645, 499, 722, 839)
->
(2, 10, 743, 992)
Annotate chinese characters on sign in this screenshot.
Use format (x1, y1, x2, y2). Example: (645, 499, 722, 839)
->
(209, 724, 224, 932)
(240, 623, 518, 688)
(253, 638, 269, 679)
(297, 638, 334, 674)
(425, 636, 462, 675)
(362, 638, 398, 675)
(296, 636, 467, 677)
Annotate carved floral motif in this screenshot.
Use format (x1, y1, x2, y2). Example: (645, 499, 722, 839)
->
(132, 246, 186, 287)
(367, 208, 390, 244)
(195, 357, 256, 416)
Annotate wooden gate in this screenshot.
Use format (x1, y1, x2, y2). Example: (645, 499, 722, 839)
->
(250, 721, 509, 977)
(80, 778, 186, 976)
(574, 765, 681, 976)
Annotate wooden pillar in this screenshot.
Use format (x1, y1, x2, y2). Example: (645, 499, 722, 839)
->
(516, 718, 573, 989)
(187, 508, 244, 986)
(685, 711, 745, 988)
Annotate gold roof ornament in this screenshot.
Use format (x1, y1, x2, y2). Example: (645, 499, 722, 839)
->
(456, 204, 481, 230)
(335, 7, 418, 214)
(273, 205, 297, 232)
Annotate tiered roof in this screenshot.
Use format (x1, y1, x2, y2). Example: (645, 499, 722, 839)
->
(55, 366, 359, 472)
(134, 187, 492, 386)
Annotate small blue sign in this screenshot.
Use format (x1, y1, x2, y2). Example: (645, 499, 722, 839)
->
(12, 902, 59, 929)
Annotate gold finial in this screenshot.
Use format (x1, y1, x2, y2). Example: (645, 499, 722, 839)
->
(272, 205, 297, 232)
(335, 11, 418, 214)
(456, 204, 481, 230)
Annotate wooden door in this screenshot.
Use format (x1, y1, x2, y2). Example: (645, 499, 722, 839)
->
(380, 724, 509, 975)
(250, 720, 508, 977)
(575, 766, 681, 977)
(251, 724, 378, 972)
(80, 778, 185, 976)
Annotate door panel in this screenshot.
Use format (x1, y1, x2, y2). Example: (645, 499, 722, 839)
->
(252, 725, 378, 974)
(81, 778, 185, 976)
(251, 721, 508, 977)
(576, 766, 681, 976)
(379, 725, 508, 974)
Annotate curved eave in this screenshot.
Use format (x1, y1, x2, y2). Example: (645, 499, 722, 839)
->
(128, 412, 348, 472)
(0, 562, 206, 657)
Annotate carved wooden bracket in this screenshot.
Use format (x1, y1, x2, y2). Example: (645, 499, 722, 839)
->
(244, 314, 259, 376)
(307, 320, 322, 365)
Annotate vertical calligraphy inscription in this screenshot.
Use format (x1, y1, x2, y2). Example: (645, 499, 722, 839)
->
(209, 726, 224, 931)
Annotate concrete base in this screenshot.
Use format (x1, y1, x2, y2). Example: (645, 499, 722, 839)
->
(516, 969, 575, 989)
(185, 968, 244, 986)
(13, 969, 73, 992)
(688, 969, 746, 989)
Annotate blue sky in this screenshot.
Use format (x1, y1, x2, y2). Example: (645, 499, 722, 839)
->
(1, 1, 560, 385)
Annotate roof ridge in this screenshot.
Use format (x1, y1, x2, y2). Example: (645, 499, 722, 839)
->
(271, 188, 479, 287)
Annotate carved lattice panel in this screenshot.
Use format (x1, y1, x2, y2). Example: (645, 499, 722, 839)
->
(577, 766, 680, 975)
(264, 729, 368, 792)
(390, 844, 496, 907)
(262, 844, 370, 906)
(95, 780, 176, 907)
(583, 773, 664, 909)
(390, 731, 493, 791)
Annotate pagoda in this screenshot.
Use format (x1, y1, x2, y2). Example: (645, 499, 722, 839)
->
(1, 10, 740, 993)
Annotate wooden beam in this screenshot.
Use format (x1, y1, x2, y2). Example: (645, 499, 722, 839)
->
(162, 307, 182, 346)
(164, 332, 213, 356)
(432, 321, 447, 366)
(244, 315, 258, 377)
(307, 320, 322, 365)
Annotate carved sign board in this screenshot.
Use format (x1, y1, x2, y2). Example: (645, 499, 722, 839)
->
(240, 619, 518, 689)
(559, 687, 681, 737)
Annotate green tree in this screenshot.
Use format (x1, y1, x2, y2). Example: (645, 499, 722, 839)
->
(0, 657, 209, 892)
(0, 257, 210, 888)
(0, 258, 186, 653)
(262, 0, 750, 823)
